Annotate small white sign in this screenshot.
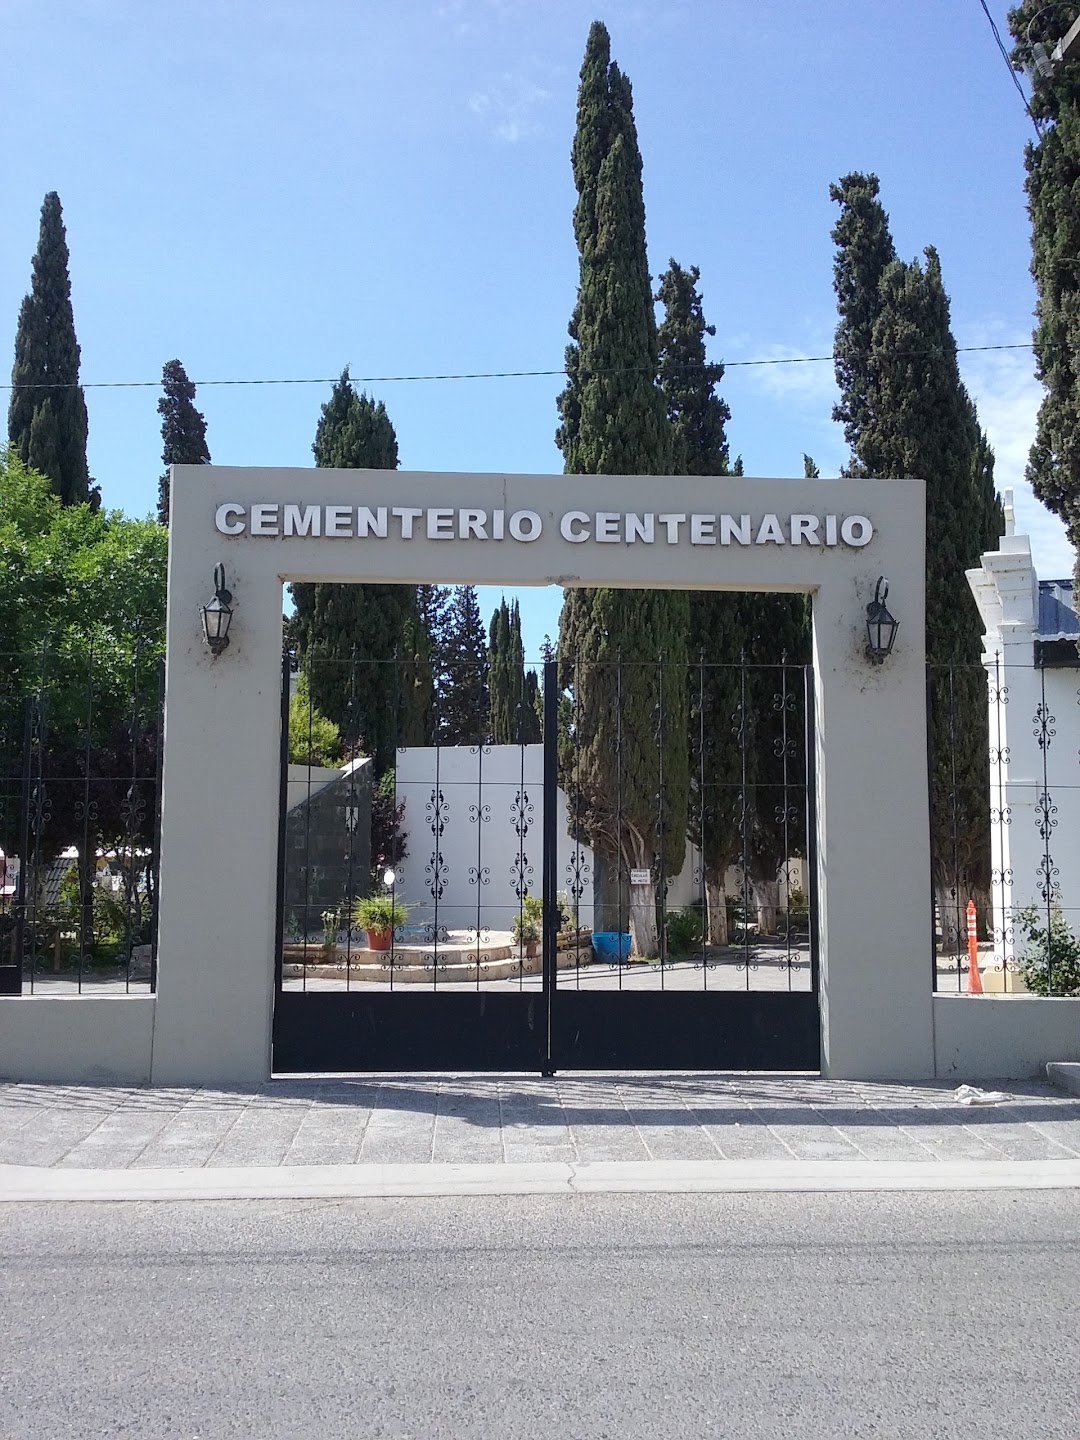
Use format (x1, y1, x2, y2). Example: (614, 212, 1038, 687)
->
(629, 868, 651, 886)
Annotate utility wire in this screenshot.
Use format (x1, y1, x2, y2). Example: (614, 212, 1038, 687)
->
(977, 0, 1046, 138)
(0, 342, 1037, 392)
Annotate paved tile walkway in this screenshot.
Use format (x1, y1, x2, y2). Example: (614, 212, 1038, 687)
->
(1, 1073, 1079, 1171)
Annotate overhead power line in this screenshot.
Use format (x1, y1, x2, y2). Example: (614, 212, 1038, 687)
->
(977, 0, 1045, 138)
(0, 342, 1036, 392)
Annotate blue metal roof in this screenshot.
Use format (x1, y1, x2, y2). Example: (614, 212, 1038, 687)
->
(1038, 580, 1080, 641)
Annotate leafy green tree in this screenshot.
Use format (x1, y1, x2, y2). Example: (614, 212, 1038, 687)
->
(556, 23, 688, 955)
(1008, 4, 1080, 599)
(830, 176, 1002, 941)
(288, 672, 342, 767)
(290, 370, 418, 770)
(157, 359, 210, 525)
(8, 193, 93, 507)
(0, 450, 166, 942)
(439, 585, 488, 745)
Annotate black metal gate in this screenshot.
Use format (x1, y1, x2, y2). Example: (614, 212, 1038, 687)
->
(273, 652, 820, 1074)
(0, 644, 163, 997)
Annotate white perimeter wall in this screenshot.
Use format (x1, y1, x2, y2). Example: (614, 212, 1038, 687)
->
(394, 745, 596, 935)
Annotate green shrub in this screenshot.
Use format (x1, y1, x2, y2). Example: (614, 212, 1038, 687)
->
(288, 672, 343, 767)
(57, 865, 131, 947)
(513, 893, 544, 943)
(665, 905, 705, 956)
(1015, 905, 1080, 997)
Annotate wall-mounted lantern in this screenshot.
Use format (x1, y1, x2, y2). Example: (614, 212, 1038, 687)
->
(201, 562, 234, 656)
(865, 576, 898, 665)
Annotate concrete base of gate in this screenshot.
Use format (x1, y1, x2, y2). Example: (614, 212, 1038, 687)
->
(0, 995, 154, 1085)
(1, 991, 1079, 1084)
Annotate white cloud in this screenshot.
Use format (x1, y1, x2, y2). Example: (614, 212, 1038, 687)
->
(735, 342, 839, 406)
(468, 74, 551, 142)
(960, 342, 1076, 579)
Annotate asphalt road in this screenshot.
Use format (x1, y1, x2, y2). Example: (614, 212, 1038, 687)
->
(1, 1190, 1078, 1439)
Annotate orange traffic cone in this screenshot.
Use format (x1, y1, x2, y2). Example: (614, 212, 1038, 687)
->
(966, 900, 983, 995)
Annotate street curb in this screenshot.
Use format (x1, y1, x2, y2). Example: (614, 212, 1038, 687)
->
(3, 1158, 1080, 1203)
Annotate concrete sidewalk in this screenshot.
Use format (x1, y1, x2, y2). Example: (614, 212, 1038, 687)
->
(2, 1072, 1080, 1199)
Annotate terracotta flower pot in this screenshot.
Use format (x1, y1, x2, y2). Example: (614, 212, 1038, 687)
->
(366, 927, 393, 952)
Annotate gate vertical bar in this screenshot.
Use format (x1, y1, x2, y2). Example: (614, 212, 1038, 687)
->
(541, 659, 558, 1076)
(803, 664, 820, 998)
(273, 649, 290, 1002)
(9, 697, 32, 993)
(925, 670, 940, 990)
(149, 658, 165, 992)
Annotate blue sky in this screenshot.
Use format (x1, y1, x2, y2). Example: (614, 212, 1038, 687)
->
(1, 0, 1071, 657)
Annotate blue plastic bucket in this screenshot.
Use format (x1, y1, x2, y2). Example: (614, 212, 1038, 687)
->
(591, 931, 632, 961)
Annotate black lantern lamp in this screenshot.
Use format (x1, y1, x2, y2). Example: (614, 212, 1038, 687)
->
(865, 576, 898, 664)
(201, 562, 234, 656)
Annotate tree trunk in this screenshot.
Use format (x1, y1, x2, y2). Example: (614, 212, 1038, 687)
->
(705, 874, 728, 946)
(754, 878, 780, 936)
(935, 883, 963, 955)
(628, 882, 659, 958)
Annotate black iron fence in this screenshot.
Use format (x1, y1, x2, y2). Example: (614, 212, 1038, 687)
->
(0, 644, 163, 994)
(5, 636, 1072, 1008)
(928, 656, 1080, 997)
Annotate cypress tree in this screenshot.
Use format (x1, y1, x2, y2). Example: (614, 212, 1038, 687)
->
(8, 193, 92, 506)
(831, 177, 1002, 939)
(657, 259, 740, 944)
(657, 260, 809, 941)
(290, 369, 416, 771)
(1008, 4, 1080, 595)
(488, 599, 540, 744)
(439, 585, 488, 744)
(556, 22, 688, 956)
(656, 260, 730, 476)
(509, 601, 542, 743)
(487, 599, 513, 743)
(829, 173, 897, 474)
(157, 359, 210, 525)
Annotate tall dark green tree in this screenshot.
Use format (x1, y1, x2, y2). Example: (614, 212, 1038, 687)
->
(157, 359, 210, 525)
(829, 173, 897, 472)
(830, 177, 1002, 939)
(487, 599, 513, 743)
(290, 369, 418, 771)
(488, 598, 540, 744)
(439, 585, 488, 745)
(8, 193, 92, 506)
(1008, 5, 1080, 597)
(656, 259, 739, 943)
(556, 22, 688, 956)
(657, 260, 809, 942)
(656, 260, 730, 476)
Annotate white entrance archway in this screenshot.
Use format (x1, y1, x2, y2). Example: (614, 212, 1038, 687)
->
(147, 465, 930, 1083)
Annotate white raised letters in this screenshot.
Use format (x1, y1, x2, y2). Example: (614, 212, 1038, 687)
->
(215, 503, 246, 535)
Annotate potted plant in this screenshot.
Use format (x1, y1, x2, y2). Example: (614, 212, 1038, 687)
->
(354, 894, 409, 952)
